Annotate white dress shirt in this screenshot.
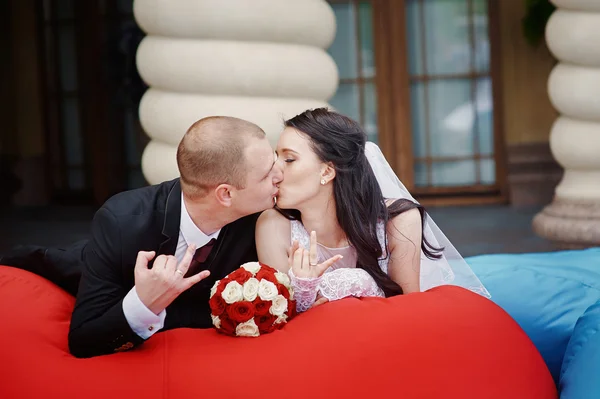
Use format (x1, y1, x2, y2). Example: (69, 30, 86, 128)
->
(122, 193, 220, 339)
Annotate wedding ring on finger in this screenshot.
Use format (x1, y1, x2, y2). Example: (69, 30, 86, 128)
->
(175, 269, 184, 277)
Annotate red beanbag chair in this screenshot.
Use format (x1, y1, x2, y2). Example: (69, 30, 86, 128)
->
(0, 266, 557, 398)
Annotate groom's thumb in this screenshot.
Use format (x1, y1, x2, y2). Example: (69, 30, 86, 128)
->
(135, 251, 156, 271)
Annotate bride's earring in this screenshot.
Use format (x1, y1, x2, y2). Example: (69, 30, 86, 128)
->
(321, 179, 326, 185)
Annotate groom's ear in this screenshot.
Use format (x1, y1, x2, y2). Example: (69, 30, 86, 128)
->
(214, 184, 233, 207)
(321, 162, 336, 182)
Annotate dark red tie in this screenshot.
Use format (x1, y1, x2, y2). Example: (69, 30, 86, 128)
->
(194, 238, 216, 264)
(186, 238, 216, 277)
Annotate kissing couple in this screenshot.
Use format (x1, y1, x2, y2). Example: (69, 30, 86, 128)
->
(2, 107, 489, 358)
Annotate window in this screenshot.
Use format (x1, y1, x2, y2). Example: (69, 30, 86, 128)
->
(326, 0, 506, 204)
(327, 1, 378, 143)
(407, 0, 499, 192)
(38, 0, 146, 204)
(40, 0, 88, 195)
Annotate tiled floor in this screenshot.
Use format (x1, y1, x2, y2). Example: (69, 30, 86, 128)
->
(0, 204, 558, 258)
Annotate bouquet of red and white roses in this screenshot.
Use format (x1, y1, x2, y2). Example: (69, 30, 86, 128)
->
(209, 262, 297, 337)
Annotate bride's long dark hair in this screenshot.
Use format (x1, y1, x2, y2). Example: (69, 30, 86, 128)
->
(276, 108, 442, 297)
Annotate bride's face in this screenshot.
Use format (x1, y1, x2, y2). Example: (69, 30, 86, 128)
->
(275, 127, 327, 209)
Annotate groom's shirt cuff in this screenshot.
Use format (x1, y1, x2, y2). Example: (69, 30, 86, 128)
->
(122, 286, 166, 339)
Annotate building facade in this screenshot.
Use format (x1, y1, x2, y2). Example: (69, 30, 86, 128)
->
(3, 0, 596, 247)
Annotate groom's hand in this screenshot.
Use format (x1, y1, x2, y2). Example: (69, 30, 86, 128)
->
(134, 245, 210, 315)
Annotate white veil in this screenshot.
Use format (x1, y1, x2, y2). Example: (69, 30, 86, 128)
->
(365, 142, 491, 298)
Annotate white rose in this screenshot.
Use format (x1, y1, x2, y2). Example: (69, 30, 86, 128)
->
(241, 262, 261, 275)
(275, 271, 291, 287)
(274, 314, 288, 325)
(211, 314, 221, 329)
(210, 280, 220, 298)
(221, 281, 243, 304)
(258, 280, 278, 301)
(242, 278, 260, 301)
(269, 294, 288, 316)
(236, 318, 260, 337)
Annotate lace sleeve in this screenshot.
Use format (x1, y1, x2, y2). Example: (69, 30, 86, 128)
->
(319, 268, 385, 301)
(288, 269, 321, 313)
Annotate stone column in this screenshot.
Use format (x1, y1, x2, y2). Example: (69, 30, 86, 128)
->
(533, 0, 600, 248)
(133, 0, 338, 184)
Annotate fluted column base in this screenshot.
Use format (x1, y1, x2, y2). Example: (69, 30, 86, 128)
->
(533, 198, 600, 248)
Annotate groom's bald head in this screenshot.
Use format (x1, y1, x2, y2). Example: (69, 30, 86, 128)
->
(177, 116, 266, 198)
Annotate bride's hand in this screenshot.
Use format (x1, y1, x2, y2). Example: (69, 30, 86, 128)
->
(311, 293, 329, 308)
(289, 231, 343, 279)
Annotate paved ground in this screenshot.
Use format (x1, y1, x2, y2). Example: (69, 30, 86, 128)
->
(0, 204, 558, 258)
(426, 205, 558, 256)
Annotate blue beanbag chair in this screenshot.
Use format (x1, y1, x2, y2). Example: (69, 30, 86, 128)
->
(468, 247, 600, 384)
(559, 300, 600, 399)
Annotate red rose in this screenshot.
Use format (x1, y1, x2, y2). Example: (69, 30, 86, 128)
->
(287, 299, 297, 319)
(255, 268, 278, 284)
(254, 314, 276, 334)
(216, 279, 228, 295)
(277, 283, 290, 300)
(258, 263, 278, 274)
(209, 294, 226, 316)
(228, 268, 253, 285)
(273, 320, 285, 330)
(219, 314, 237, 336)
(226, 301, 255, 323)
(253, 299, 271, 316)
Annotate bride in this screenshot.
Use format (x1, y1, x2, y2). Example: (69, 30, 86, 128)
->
(255, 108, 490, 312)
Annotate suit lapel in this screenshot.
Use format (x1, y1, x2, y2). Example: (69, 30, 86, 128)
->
(158, 180, 181, 256)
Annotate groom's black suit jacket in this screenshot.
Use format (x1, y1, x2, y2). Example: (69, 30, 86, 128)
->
(67, 178, 259, 358)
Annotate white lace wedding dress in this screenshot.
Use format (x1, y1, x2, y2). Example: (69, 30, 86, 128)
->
(289, 220, 388, 312)
(286, 142, 490, 313)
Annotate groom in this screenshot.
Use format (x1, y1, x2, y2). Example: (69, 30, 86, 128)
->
(2, 116, 282, 358)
